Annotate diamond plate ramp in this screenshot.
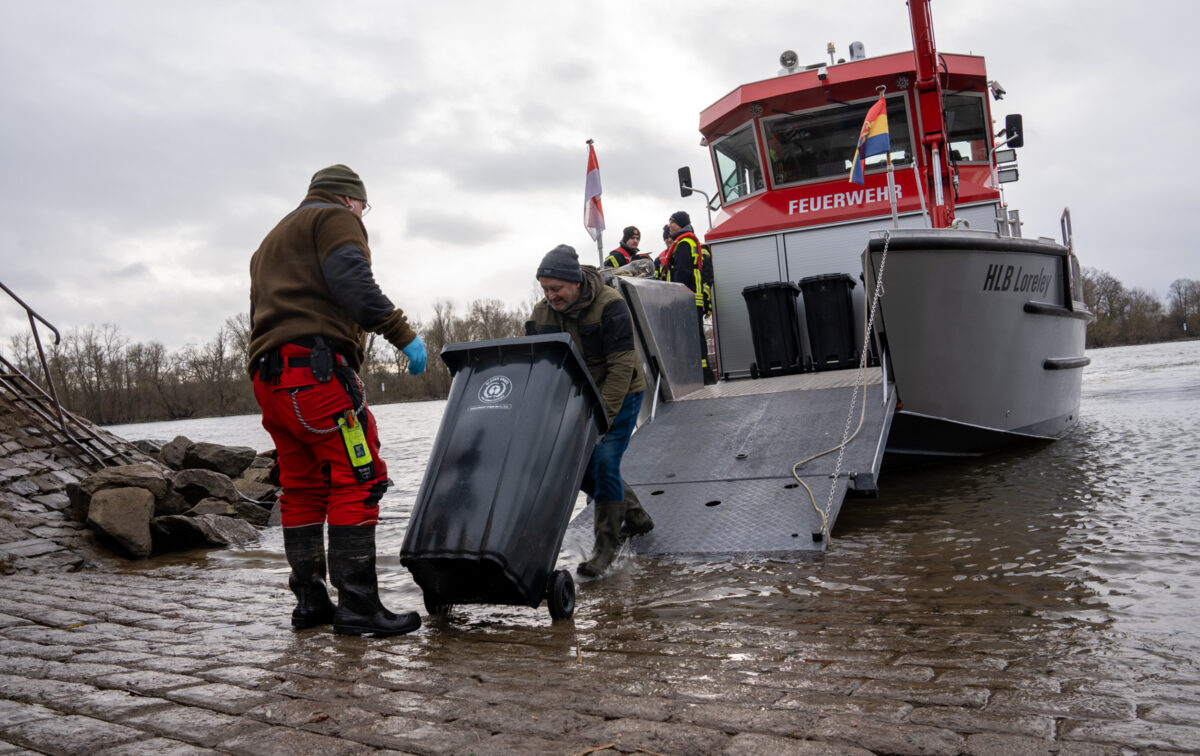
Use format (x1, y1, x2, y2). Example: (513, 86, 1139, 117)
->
(571, 476, 848, 556)
(569, 372, 895, 557)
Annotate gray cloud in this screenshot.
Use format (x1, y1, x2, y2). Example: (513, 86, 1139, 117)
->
(0, 0, 1194, 351)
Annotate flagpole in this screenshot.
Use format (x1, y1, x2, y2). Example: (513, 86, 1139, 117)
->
(586, 138, 604, 265)
(878, 86, 900, 229)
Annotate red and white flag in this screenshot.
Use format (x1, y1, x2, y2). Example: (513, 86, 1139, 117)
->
(583, 141, 604, 241)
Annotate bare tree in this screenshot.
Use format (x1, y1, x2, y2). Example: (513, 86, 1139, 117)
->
(1167, 278, 1200, 337)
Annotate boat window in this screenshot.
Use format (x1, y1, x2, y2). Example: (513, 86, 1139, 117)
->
(712, 125, 765, 203)
(763, 97, 912, 186)
(944, 94, 989, 163)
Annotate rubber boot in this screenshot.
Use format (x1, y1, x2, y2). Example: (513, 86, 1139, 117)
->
(327, 524, 421, 637)
(282, 524, 336, 630)
(620, 481, 654, 538)
(577, 501, 626, 577)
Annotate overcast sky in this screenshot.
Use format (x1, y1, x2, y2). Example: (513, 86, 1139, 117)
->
(1, 1, 1193, 352)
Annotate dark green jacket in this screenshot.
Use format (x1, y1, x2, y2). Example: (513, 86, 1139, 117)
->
(247, 189, 417, 373)
(526, 266, 646, 423)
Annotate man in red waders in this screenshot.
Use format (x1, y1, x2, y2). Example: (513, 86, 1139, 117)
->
(248, 164, 427, 636)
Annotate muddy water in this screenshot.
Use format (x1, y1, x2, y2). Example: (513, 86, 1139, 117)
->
(109, 340, 1200, 685)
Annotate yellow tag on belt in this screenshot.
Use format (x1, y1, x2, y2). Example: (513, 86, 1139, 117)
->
(337, 412, 373, 469)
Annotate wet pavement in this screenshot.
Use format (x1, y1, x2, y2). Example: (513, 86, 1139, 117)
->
(2, 538, 1199, 756)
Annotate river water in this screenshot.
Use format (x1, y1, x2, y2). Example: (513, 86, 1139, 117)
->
(106, 340, 1200, 675)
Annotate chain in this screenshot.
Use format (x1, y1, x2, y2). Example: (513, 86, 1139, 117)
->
(288, 371, 367, 435)
(820, 231, 892, 536)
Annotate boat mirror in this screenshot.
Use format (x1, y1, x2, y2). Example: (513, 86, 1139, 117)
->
(997, 167, 1020, 184)
(678, 166, 694, 198)
(1004, 114, 1024, 148)
(993, 148, 1017, 165)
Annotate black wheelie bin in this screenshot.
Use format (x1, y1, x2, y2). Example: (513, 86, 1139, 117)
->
(799, 273, 859, 371)
(399, 334, 608, 622)
(742, 281, 808, 378)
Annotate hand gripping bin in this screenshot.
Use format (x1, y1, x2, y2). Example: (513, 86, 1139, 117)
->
(798, 273, 859, 372)
(741, 281, 807, 378)
(400, 334, 608, 621)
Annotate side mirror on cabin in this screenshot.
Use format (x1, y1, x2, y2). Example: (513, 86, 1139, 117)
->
(1004, 114, 1024, 149)
(678, 166, 694, 198)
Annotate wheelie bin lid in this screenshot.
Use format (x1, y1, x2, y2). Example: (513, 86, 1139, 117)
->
(799, 272, 856, 288)
(742, 281, 801, 296)
(441, 333, 609, 434)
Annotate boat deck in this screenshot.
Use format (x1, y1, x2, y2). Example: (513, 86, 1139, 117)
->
(572, 366, 895, 557)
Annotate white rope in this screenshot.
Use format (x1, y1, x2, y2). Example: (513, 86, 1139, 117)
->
(791, 231, 892, 541)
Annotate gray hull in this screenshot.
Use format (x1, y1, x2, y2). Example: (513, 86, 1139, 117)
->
(864, 229, 1090, 460)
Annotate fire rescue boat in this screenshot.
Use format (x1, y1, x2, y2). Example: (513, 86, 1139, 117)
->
(580, 0, 1091, 556)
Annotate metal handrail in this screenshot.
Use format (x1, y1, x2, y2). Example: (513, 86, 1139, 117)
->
(0, 279, 73, 437)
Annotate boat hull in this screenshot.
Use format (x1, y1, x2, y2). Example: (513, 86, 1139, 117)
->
(865, 229, 1089, 461)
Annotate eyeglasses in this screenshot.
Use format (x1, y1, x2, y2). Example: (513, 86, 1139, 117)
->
(361, 201, 372, 216)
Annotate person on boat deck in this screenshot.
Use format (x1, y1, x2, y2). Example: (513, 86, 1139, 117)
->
(248, 164, 427, 637)
(655, 224, 672, 276)
(603, 226, 651, 269)
(526, 245, 652, 577)
(659, 211, 717, 384)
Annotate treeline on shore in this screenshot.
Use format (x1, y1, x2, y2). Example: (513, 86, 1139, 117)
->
(5, 270, 1197, 426)
(1082, 271, 1198, 348)
(5, 299, 528, 425)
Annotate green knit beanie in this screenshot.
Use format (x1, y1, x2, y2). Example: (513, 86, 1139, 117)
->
(309, 164, 367, 202)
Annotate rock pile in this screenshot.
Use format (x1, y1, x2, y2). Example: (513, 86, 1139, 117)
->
(71, 436, 281, 559)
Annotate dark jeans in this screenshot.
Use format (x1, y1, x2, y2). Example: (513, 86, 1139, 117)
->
(582, 392, 643, 503)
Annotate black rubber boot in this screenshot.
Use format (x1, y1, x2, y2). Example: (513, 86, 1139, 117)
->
(327, 524, 421, 637)
(578, 501, 626, 578)
(620, 481, 654, 538)
(282, 524, 336, 630)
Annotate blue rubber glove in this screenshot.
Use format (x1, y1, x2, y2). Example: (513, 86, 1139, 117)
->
(402, 335, 427, 375)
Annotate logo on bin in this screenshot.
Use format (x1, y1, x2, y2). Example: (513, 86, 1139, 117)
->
(477, 375, 513, 405)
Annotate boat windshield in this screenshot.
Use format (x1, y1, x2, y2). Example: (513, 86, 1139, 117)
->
(763, 97, 912, 186)
(712, 124, 765, 204)
(944, 93, 989, 163)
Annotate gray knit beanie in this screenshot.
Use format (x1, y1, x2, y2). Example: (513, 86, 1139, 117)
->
(536, 244, 582, 282)
(309, 164, 367, 202)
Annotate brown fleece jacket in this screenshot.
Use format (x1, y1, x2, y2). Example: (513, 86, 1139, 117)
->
(247, 189, 416, 373)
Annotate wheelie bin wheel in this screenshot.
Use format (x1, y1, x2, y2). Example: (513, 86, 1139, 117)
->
(423, 593, 452, 616)
(546, 570, 575, 621)
(750, 362, 759, 380)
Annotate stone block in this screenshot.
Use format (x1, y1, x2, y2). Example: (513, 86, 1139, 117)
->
(79, 463, 170, 500)
(171, 468, 238, 505)
(165, 682, 283, 715)
(159, 436, 192, 471)
(87, 487, 155, 559)
(723, 733, 875, 756)
(218, 725, 367, 756)
(182, 442, 257, 479)
(2, 714, 144, 754)
(812, 716, 965, 756)
(151, 513, 259, 552)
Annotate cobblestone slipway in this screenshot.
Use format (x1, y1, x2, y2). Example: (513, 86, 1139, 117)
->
(2, 398, 1199, 755)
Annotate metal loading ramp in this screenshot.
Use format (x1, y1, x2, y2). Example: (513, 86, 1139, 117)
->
(571, 368, 895, 557)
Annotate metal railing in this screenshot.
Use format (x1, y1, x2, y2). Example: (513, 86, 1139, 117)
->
(1, 279, 144, 469)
